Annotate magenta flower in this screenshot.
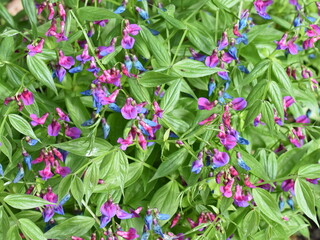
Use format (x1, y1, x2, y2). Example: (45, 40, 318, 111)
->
(56, 107, 70, 122)
(48, 2, 55, 20)
(117, 228, 139, 240)
(48, 119, 61, 136)
(27, 39, 45, 56)
(87, 57, 100, 73)
(76, 44, 91, 63)
(58, 50, 75, 69)
(306, 25, 320, 37)
(189, 48, 206, 61)
(54, 161, 70, 178)
(56, 21, 68, 42)
(46, 19, 57, 37)
(191, 152, 204, 174)
(55, 65, 66, 82)
(121, 98, 138, 119)
(205, 50, 219, 68)
(231, 98, 247, 110)
(212, 149, 230, 168)
(283, 96, 295, 109)
(125, 20, 141, 35)
(137, 131, 147, 150)
(21, 89, 34, 105)
(58, 3, 66, 21)
(218, 132, 237, 150)
(117, 132, 134, 150)
(198, 97, 216, 110)
(39, 163, 54, 180)
(121, 32, 135, 49)
(253, 113, 265, 127)
(30, 113, 49, 126)
(93, 19, 109, 27)
(221, 51, 234, 64)
(254, 0, 273, 19)
(153, 101, 163, 118)
(220, 178, 234, 198)
(198, 113, 217, 125)
(65, 126, 81, 139)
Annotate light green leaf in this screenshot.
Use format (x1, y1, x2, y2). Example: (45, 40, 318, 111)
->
(298, 164, 320, 179)
(138, 71, 179, 87)
(173, 59, 220, 78)
(71, 176, 84, 207)
(8, 114, 39, 141)
(241, 59, 270, 87)
(19, 218, 46, 240)
(160, 79, 182, 112)
(58, 174, 73, 203)
(22, 0, 38, 37)
(4, 194, 51, 209)
(158, 10, 187, 29)
(77, 7, 122, 21)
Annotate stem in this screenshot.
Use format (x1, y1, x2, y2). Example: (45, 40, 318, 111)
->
(82, 199, 107, 231)
(170, 29, 188, 66)
(215, 10, 219, 44)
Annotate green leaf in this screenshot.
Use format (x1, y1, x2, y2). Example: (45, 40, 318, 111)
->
(246, 80, 268, 108)
(268, 81, 284, 122)
(100, 150, 128, 193)
(150, 181, 180, 223)
(138, 72, 179, 87)
(272, 61, 293, 95)
(160, 79, 182, 112)
(124, 162, 144, 188)
(101, 45, 122, 64)
(83, 162, 100, 201)
(8, 114, 39, 141)
(252, 188, 283, 224)
(151, 148, 188, 181)
(6, 225, 20, 240)
(21, 0, 38, 37)
(27, 55, 57, 94)
(58, 174, 73, 203)
(240, 59, 270, 87)
(0, 136, 12, 161)
(186, 23, 215, 55)
(0, 206, 10, 239)
(53, 138, 112, 157)
(19, 218, 46, 240)
(140, 26, 170, 67)
(261, 101, 275, 131)
(238, 150, 270, 181)
(277, 148, 307, 178)
(158, 10, 187, 29)
(173, 59, 220, 78)
(295, 178, 319, 226)
(65, 0, 79, 8)
(239, 210, 260, 238)
(44, 216, 95, 239)
(77, 7, 122, 21)
(244, 100, 262, 128)
(0, 3, 16, 28)
(71, 176, 84, 207)
(65, 96, 90, 128)
(4, 194, 51, 209)
(298, 164, 320, 179)
(0, 28, 20, 38)
(127, 78, 152, 104)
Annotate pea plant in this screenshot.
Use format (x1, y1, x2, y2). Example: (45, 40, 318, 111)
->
(0, 0, 320, 239)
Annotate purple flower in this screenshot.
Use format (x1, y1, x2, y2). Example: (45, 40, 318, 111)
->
(199, 113, 217, 125)
(30, 113, 49, 126)
(48, 119, 61, 136)
(198, 97, 216, 110)
(212, 149, 229, 168)
(287, 36, 299, 55)
(295, 115, 310, 124)
(93, 19, 109, 27)
(76, 44, 91, 63)
(121, 31, 135, 49)
(231, 98, 247, 110)
(253, 113, 265, 127)
(254, 0, 273, 19)
(217, 32, 229, 50)
(42, 206, 55, 222)
(87, 57, 100, 73)
(21, 89, 34, 105)
(233, 185, 252, 207)
(189, 48, 206, 61)
(117, 132, 134, 150)
(54, 65, 66, 82)
(205, 50, 219, 68)
(274, 33, 288, 50)
(27, 39, 45, 56)
(125, 21, 141, 35)
(65, 126, 81, 139)
(54, 161, 71, 178)
(191, 152, 204, 174)
(58, 50, 75, 69)
(281, 179, 295, 195)
(121, 98, 138, 119)
(283, 96, 295, 109)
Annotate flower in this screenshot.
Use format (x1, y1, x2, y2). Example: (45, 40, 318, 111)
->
(117, 228, 139, 240)
(76, 44, 91, 63)
(56, 108, 70, 122)
(30, 113, 49, 126)
(58, 50, 75, 69)
(205, 50, 219, 68)
(27, 39, 45, 56)
(65, 126, 81, 139)
(231, 98, 247, 110)
(198, 98, 217, 110)
(212, 149, 230, 168)
(121, 31, 135, 49)
(254, 0, 273, 19)
(121, 98, 138, 119)
(21, 89, 34, 105)
(48, 119, 61, 136)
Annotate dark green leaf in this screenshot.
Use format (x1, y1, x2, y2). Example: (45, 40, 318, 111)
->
(173, 59, 220, 78)
(8, 114, 39, 141)
(77, 7, 122, 21)
(22, 0, 38, 37)
(0, 4, 16, 28)
(246, 80, 268, 108)
(160, 79, 182, 112)
(140, 26, 170, 67)
(261, 101, 275, 131)
(0, 136, 12, 161)
(19, 218, 46, 240)
(277, 148, 307, 177)
(44, 216, 95, 239)
(127, 78, 152, 103)
(268, 81, 284, 122)
(272, 61, 293, 95)
(186, 23, 215, 55)
(241, 59, 270, 87)
(138, 71, 179, 87)
(27, 55, 57, 94)
(58, 174, 73, 203)
(158, 10, 187, 29)
(151, 148, 188, 181)
(71, 176, 84, 207)
(0, 206, 10, 239)
(295, 178, 318, 226)
(244, 100, 262, 128)
(4, 194, 51, 209)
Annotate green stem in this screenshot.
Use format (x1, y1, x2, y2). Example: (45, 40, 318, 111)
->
(170, 29, 188, 66)
(82, 199, 107, 231)
(215, 10, 220, 44)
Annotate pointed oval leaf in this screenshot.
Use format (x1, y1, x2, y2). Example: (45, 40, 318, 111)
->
(8, 114, 39, 141)
(4, 194, 51, 209)
(77, 7, 122, 21)
(19, 218, 46, 240)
